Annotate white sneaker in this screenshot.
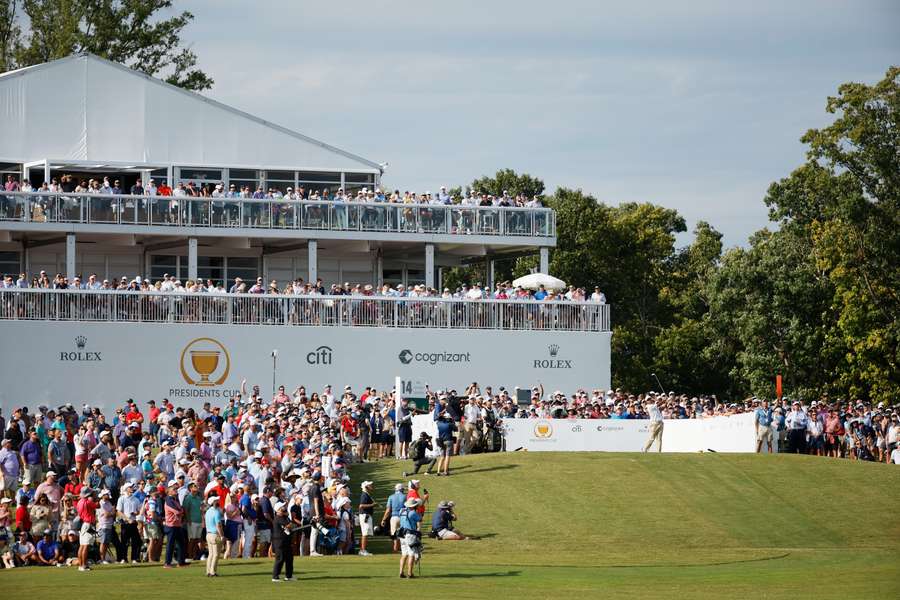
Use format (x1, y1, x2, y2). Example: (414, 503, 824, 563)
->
(101, 560, 111, 565)
(283, 577, 295, 581)
(309, 551, 323, 557)
(78, 566, 88, 572)
(272, 578, 281, 583)
(359, 550, 372, 556)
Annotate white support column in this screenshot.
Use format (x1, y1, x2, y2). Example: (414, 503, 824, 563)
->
(425, 243, 435, 290)
(308, 239, 318, 283)
(188, 237, 198, 281)
(539, 247, 550, 274)
(487, 258, 495, 291)
(43, 161, 50, 186)
(375, 249, 383, 287)
(66, 234, 76, 281)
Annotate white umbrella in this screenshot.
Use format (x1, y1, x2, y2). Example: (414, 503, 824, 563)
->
(512, 273, 567, 291)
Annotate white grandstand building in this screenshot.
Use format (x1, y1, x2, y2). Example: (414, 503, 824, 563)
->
(0, 53, 610, 411)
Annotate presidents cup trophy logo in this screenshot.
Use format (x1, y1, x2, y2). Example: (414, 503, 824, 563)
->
(533, 420, 554, 438)
(179, 338, 230, 387)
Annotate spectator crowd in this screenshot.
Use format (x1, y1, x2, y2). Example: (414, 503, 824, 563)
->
(0, 380, 895, 573)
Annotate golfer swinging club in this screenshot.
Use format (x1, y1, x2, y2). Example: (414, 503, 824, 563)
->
(642, 396, 664, 452)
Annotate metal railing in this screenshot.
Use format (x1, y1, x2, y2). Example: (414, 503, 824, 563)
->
(0, 191, 555, 238)
(0, 289, 610, 332)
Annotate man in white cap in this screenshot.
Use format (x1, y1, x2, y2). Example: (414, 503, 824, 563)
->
(204, 494, 224, 576)
(380, 483, 407, 553)
(398, 497, 423, 578)
(270, 500, 295, 582)
(116, 481, 142, 563)
(357, 481, 376, 556)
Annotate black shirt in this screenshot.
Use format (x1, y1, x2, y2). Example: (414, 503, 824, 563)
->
(272, 514, 291, 546)
(359, 492, 374, 516)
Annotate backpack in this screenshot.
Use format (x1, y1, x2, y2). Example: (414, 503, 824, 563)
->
(408, 439, 420, 459)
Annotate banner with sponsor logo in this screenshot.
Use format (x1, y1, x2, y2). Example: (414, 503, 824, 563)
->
(0, 321, 610, 412)
(502, 412, 756, 453)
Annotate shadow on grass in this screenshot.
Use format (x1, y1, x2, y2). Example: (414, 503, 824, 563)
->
(427, 570, 521, 578)
(450, 464, 519, 475)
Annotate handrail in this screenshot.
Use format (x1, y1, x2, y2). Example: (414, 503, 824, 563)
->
(0, 288, 610, 332)
(0, 191, 556, 237)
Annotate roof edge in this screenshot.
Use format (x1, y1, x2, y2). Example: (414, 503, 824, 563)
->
(1, 52, 384, 173)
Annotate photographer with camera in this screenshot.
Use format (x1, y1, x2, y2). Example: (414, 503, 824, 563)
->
(397, 497, 423, 578)
(402, 431, 436, 477)
(430, 500, 466, 540)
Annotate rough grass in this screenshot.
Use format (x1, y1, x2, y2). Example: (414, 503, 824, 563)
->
(7, 452, 900, 599)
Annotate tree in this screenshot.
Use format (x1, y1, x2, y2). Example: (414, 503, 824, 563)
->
(5, 0, 212, 90)
(471, 169, 545, 199)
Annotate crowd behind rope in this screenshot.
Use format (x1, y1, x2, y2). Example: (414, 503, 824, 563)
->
(0, 273, 608, 330)
(0, 381, 896, 572)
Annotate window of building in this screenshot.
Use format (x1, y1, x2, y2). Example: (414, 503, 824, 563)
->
(197, 256, 225, 286)
(0, 251, 21, 277)
(149, 255, 179, 282)
(178, 168, 222, 182)
(150, 168, 170, 186)
(265, 171, 295, 194)
(226, 257, 259, 284)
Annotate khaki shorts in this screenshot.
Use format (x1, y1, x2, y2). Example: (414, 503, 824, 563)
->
(757, 427, 772, 442)
(79, 522, 96, 545)
(358, 514, 374, 537)
(390, 516, 401, 536)
(400, 533, 420, 557)
(187, 522, 204, 539)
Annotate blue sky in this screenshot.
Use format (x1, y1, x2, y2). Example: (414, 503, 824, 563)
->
(181, 1, 898, 247)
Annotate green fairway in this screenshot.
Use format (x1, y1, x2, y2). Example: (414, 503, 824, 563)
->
(7, 453, 900, 599)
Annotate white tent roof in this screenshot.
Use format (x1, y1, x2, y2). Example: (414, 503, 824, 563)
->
(0, 53, 381, 172)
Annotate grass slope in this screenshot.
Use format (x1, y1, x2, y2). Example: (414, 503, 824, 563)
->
(8, 453, 900, 599)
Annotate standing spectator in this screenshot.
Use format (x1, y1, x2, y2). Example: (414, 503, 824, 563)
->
(786, 401, 809, 454)
(0, 438, 20, 499)
(182, 482, 204, 561)
(204, 495, 223, 576)
(357, 481, 376, 556)
(19, 430, 43, 486)
(97, 488, 123, 564)
(381, 483, 407, 553)
(116, 482, 142, 563)
(755, 400, 773, 453)
(163, 480, 187, 568)
(398, 497, 423, 578)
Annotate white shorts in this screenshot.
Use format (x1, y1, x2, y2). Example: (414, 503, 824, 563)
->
(389, 516, 401, 536)
(187, 522, 203, 539)
(79, 522, 96, 546)
(400, 533, 420, 557)
(358, 514, 374, 536)
(437, 528, 462, 540)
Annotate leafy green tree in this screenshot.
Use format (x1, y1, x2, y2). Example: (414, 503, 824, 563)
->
(471, 169, 545, 198)
(6, 0, 212, 90)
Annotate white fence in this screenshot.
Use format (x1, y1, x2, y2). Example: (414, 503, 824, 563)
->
(0, 289, 611, 332)
(501, 412, 757, 453)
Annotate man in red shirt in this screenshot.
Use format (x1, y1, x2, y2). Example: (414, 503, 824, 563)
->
(64, 468, 83, 497)
(148, 400, 161, 441)
(207, 474, 230, 509)
(76, 488, 98, 571)
(405, 480, 429, 517)
(125, 400, 144, 433)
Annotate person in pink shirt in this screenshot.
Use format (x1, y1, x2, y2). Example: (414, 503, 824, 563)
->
(75, 488, 98, 571)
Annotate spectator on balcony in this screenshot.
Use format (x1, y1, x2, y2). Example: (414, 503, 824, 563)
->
(130, 179, 144, 196)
